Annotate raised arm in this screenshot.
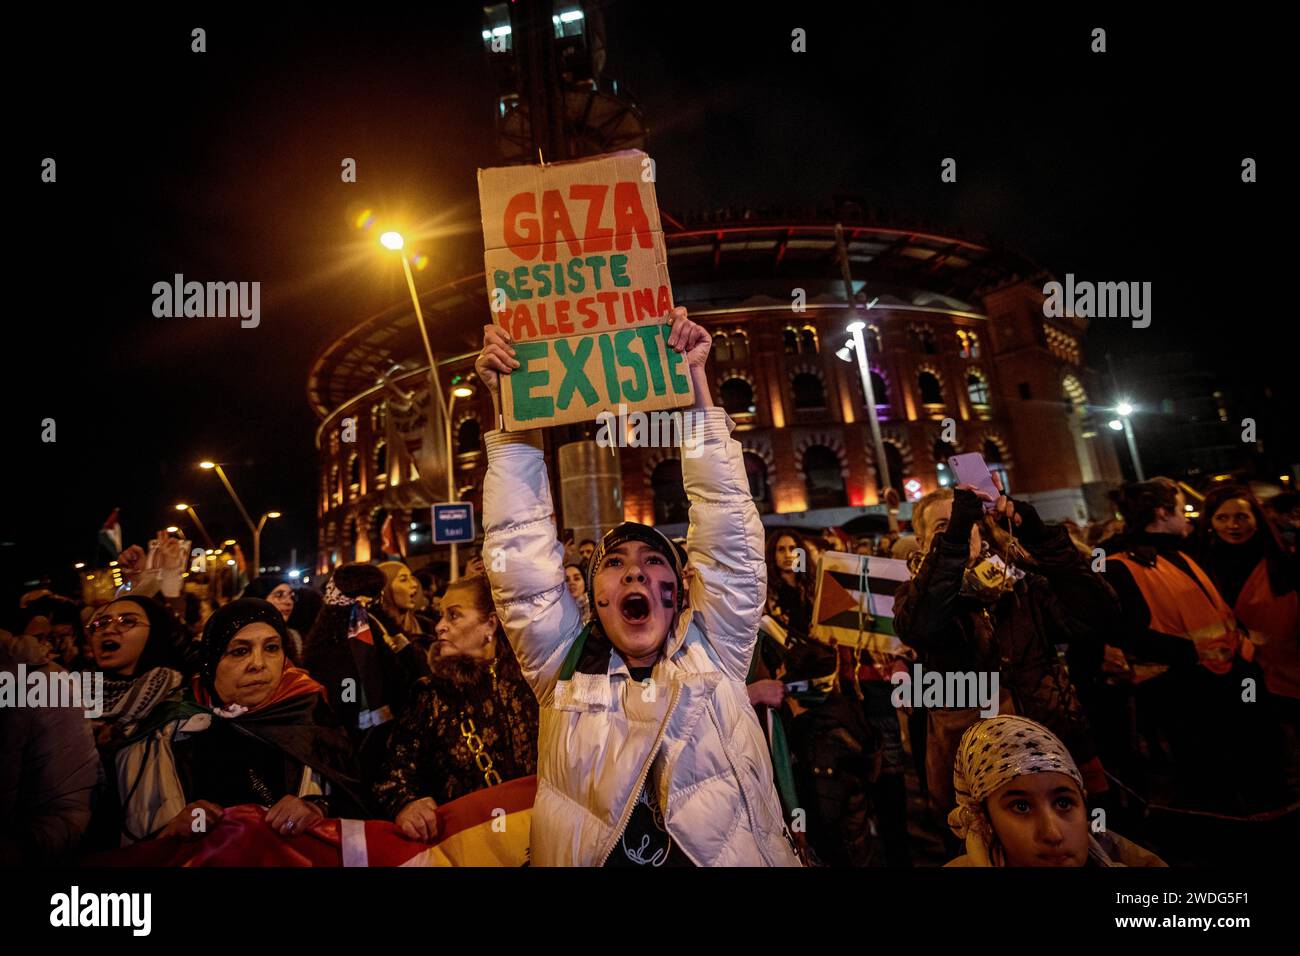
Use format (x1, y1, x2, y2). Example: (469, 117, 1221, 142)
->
(669, 309, 766, 681)
(476, 325, 584, 704)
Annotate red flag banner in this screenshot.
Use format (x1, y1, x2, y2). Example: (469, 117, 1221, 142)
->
(86, 776, 536, 867)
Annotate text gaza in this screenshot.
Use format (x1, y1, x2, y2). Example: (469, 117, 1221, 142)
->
(503, 182, 653, 261)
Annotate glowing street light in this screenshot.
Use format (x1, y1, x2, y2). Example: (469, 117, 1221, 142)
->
(378, 227, 449, 420)
(200, 460, 277, 580)
(1108, 419, 1124, 431)
(834, 225, 892, 502)
(1112, 400, 1145, 481)
(174, 503, 214, 548)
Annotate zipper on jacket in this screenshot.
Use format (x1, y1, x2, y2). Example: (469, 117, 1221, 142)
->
(597, 677, 683, 866)
(705, 700, 777, 867)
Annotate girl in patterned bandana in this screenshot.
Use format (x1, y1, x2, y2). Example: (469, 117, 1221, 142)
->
(946, 715, 1164, 867)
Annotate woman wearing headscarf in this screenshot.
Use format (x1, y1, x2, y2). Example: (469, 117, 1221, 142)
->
(377, 561, 438, 653)
(374, 575, 539, 841)
(242, 574, 304, 664)
(102, 599, 367, 845)
(946, 715, 1164, 867)
(303, 563, 430, 791)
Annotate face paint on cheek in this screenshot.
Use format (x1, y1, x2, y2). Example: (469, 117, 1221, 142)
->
(659, 582, 676, 609)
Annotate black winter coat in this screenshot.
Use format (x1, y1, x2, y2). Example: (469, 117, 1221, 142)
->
(893, 519, 1118, 764)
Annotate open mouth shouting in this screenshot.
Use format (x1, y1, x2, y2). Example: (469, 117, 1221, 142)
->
(619, 591, 651, 625)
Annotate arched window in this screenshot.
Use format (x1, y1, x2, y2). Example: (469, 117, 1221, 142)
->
(783, 328, 799, 355)
(373, 442, 388, 489)
(792, 372, 826, 409)
(804, 445, 847, 509)
(911, 325, 938, 354)
(651, 458, 689, 524)
(330, 465, 341, 507)
(800, 326, 819, 354)
(409, 459, 420, 483)
(866, 370, 889, 407)
(866, 325, 882, 354)
(720, 378, 755, 416)
(731, 331, 750, 363)
(967, 371, 990, 405)
(457, 418, 482, 455)
(714, 333, 733, 363)
(918, 371, 944, 405)
(744, 452, 772, 514)
(957, 330, 982, 359)
(348, 453, 361, 498)
(934, 440, 956, 488)
(984, 439, 1010, 494)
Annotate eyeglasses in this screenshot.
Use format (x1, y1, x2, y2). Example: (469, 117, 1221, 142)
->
(87, 613, 146, 635)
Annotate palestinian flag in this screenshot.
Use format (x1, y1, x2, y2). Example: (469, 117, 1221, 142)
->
(98, 508, 123, 563)
(810, 551, 912, 657)
(87, 776, 536, 867)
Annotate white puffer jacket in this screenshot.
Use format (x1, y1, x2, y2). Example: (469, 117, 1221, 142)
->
(484, 407, 800, 867)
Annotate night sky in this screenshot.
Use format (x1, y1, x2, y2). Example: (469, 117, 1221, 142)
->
(5, 4, 1286, 603)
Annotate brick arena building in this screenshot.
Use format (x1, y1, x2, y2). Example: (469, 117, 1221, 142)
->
(307, 212, 1123, 574)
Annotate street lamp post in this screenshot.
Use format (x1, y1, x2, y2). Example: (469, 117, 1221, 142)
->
(1115, 402, 1145, 482)
(445, 385, 474, 581)
(201, 461, 277, 581)
(380, 232, 449, 420)
(175, 503, 214, 549)
(835, 223, 892, 498)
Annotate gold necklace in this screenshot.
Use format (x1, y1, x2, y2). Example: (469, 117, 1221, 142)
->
(459, 716, 503, 787)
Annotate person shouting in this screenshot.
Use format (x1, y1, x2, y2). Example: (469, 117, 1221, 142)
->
(475, 308, 799, 867)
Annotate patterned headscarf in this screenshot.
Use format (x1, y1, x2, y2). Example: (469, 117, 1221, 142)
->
(949, 715, 1114, 866)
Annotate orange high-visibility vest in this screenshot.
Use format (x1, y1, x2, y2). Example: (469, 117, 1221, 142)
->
(1235, 559, 1300, 698)
(1111, 551, 1241, 675)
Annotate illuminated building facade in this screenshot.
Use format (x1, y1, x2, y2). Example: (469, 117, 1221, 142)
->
(308, 214, 1123, 572)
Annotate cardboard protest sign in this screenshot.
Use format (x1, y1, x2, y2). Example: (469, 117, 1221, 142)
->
(477, 150, 693, 430)
(810, 552, 914, 660)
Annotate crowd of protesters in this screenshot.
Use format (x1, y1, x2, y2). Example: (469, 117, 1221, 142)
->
(3, 309, 1298, 868)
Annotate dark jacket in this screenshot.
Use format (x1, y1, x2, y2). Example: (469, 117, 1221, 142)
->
(893, 496, 1117, 762)
(170, 689, 370, 820)
(373, 640, 538, 816)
